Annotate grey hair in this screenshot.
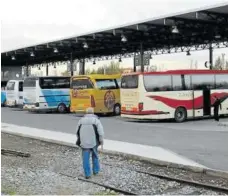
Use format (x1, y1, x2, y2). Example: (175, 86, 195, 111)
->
(86, 107, 94, 114)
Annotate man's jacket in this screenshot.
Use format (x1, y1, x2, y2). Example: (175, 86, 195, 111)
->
(76, 114, 104, 149)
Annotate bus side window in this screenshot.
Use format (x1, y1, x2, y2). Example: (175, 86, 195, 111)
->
(192, 74, 215, 90)
(215, 74, 228, 89)
(19, 81, 23, 92)
(183, 75, 192, 90)
(55, 78, 70, 88)
(172, 75, 183, 91)
(40, 78, 56, 89)
(144, 75, 172, 92)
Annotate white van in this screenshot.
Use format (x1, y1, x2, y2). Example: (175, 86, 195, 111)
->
(6, 80, 24, 107)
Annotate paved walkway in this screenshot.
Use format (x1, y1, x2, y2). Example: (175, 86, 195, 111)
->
(1, 122, 205, 169)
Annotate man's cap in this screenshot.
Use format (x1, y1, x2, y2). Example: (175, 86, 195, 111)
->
(86, 107, 94, 114)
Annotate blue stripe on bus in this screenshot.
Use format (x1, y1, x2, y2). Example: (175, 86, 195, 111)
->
(23, 98, 31, 104)
(1, 91, 6, 104)
(41, 89, 70, 107)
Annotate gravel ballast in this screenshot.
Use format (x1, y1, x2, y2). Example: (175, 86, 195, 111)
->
(1, 133, 228, 195)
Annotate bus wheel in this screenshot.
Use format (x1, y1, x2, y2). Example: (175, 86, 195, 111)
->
(57, 103, 67, 113)
(174, 107, 187, 123)
(3, 100, 6, 107)
(113, 104, 121, 116)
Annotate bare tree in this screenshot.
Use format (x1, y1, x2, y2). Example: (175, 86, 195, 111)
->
(213, 54, 228, 70)
(213, 56, 222, 70)
(190, 59, 193, 69)
(194, 60, 198, 69)
(226, 61, 228, 70)
(90, 61, 122, 74)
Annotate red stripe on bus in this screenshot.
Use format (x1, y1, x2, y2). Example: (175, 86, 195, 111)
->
(121, 110, 169, 115)
(147, 92, 228, 110)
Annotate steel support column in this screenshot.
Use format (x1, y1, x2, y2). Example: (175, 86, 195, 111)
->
(80, 59, 85, 75)
(209, 43, 213, 70)
(133, 53, 136, 72)
(82, 58, 85, 75)
(140, 42, 144, 72)
(70, 53, 74, 76)
(26, 64, 29, 77)
(46, 64, 49, 76)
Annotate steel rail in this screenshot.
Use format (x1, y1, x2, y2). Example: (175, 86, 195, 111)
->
(104, 163, 228, 194)
(1, 149, 31, 158)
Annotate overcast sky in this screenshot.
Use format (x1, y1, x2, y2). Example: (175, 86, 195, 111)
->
(1, 0, 228, 70)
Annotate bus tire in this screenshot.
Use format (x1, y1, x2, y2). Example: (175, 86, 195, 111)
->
(67, 104, 71, 113)
(174, 107, 187, 123)
(113, 104, 121, 116)
(57, 103, 67, 113)
(2, 100, 6, 107)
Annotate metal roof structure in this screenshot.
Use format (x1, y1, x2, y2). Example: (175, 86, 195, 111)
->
(1, 3, 228, 67)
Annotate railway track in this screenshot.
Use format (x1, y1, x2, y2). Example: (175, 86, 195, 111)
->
(103, 162, 228, 194)
(2, 148, 228, 195)
(78, 177, 137, 195)
(1, 149, 31, 158)
(59, 172, 137, 195)
(59, 163, 228, 195)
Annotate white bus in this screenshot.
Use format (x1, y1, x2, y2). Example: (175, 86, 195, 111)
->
(120, 70, 228, 122)
(23, 76, 71, 113)
(5, 80, 24, 107)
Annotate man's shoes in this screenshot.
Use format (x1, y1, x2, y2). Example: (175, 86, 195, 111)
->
(85, 176, 91, 179)
(93, 172, 99, 175)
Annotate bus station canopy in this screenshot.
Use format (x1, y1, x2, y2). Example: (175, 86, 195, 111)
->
(1, 3, 228, 66)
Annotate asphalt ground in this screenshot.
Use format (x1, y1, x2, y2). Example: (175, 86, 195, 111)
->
(1, 107, 228, 171)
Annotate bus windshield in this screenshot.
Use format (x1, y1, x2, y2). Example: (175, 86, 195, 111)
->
(71, 78, 94, 89)
(95, 79, 118, 90)
(121, 75, 138, 89)
(6, 81, 15, 90)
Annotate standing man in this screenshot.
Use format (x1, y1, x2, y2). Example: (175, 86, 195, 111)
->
(213, 96, 222, 122)
(76, 107, 104, 179)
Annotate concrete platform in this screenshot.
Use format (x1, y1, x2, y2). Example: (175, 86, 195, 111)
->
(1, 122, 206, 169)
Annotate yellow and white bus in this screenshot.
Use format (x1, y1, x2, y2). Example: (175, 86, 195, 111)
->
(121, 70, 228, 122)
(70, 74, 121, 115)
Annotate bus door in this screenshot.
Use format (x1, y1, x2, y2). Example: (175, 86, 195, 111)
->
(193, 90, 203, 118)
(202, 87, 211, 116)
(6, 80, 16, 106)
(18, 81, 24, 105)
(193, 88, 211, 117)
